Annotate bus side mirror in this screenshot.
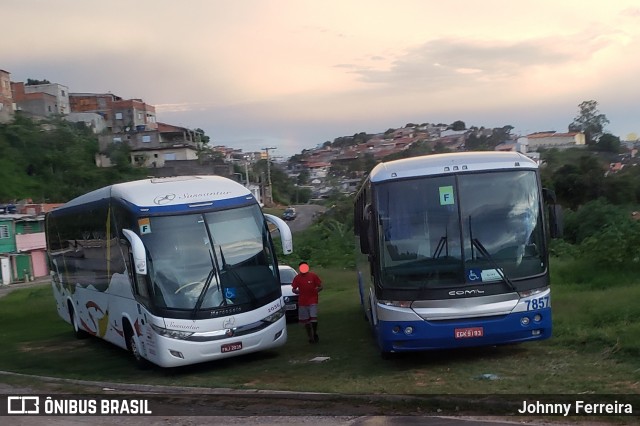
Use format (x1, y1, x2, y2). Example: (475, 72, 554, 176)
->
(359, 216, 371, 254)
(360, 204, 375, 255)
(542, 188, 563, 238)
(122, 229, 147, 275)
(542, 188, 557, 204)
(548, 204, 563, 239)
(264, 214, 293, 255)
(359, 204, 373, 254)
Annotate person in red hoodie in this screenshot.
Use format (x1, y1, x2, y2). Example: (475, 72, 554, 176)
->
(291, 261, 323, 343)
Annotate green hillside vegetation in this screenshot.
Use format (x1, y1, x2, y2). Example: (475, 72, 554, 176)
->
(0, 115, 147, 202)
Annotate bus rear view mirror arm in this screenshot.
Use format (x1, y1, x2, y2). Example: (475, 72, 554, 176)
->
(264, 214, 293, 255)
(123, 229, 148, 275)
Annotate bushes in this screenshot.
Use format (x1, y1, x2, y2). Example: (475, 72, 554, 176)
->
(579, 219, 640, 266)
(562, 198, 629, 244)
(281, 219, 355, 269)
(554, 199, 640, 266)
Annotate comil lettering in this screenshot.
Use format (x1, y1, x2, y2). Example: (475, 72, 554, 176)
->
(449, 289, 485, 296)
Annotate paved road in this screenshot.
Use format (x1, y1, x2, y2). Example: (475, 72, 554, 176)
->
(1, 377, 580, 426)
(284, 203, 327, 233)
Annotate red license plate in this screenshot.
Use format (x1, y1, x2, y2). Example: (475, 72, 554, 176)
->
(454, 327, 484, 339)
(221, 342, 242, 353)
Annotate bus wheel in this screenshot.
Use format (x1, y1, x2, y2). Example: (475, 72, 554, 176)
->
(124, 321, 149, 369)
(68, 304, 88, 339)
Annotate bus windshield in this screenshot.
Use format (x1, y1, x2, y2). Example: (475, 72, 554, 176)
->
(140, 204, 279, 311)
(376, 170, 545, 290)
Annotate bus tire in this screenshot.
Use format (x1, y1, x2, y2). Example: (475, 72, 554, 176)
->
(68, 303, 88, 339)
(124, 320, 149, 370)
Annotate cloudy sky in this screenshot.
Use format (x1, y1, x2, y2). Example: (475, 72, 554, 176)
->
(4, 1, 640, 157)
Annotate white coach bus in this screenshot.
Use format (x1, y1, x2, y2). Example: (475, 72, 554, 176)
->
(45, 175, 293, 368)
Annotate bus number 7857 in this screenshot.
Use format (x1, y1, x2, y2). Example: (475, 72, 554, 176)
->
(525, 296, 550, 311)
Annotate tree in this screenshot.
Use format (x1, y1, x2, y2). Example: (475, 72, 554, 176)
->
(551, 155, 605, 209)
(450, 120, 466, 131)
(296, 169, 309, 185)
(26, 78, 51, 85)
(568, 100, 609, 145)
(194, 128, 210, 144)
(0, 116, 146, 202)
(594, 133, 620, 153)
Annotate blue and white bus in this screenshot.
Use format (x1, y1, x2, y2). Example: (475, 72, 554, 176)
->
(46, 175, 293, 368)
(354, 152, 561, 357)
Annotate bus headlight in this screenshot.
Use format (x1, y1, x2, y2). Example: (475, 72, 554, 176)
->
(379, 300, 412, 308)
(151, 324, 194, 340)
(518, 287, 549, 298)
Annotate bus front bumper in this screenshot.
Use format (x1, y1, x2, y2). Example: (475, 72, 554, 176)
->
(376, 308, 552, 353)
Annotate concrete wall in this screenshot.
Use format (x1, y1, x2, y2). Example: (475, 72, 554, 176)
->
(0, 70, 13, 123)
(24, 83, 70, 114)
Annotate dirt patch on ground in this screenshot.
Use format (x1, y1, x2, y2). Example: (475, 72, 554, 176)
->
(0, 280, 51, 299)
(18, 339, 88, 353)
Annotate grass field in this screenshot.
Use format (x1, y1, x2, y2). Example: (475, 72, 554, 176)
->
(0, 262, 639, 396)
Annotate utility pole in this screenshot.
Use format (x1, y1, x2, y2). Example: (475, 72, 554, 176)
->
(244, 155, 250, 185)
(262, 147, 277, 206)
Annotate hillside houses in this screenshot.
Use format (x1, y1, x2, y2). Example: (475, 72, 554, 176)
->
(0, 70, 215, 177)
(6, 66, 631, 207)
(523, 131, 586, 150)
(283, 124, 595, 197)
(0, 202, 62, 284)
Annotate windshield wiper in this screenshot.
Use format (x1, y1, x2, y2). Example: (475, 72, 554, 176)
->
(471, 238, 517, 292)
(192, 250, 220, 318)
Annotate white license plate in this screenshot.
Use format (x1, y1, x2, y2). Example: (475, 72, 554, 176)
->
(285, 303, 297, 311)
(221, 342, 242, 353)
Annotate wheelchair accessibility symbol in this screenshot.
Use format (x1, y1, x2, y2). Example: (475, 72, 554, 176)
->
(225, 287, 236, 299)
(467, 269, 482, 282)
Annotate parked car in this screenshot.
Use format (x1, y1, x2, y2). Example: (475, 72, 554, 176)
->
(278, 264, 299, 321)
(282, 207, 297, 221)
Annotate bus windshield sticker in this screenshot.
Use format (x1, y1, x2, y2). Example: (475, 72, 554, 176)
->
(138, 218, 151, 234)
(467, 269, 482, 282)
(480, 269, 502, 282)
(225, 287, 237, 299)
(439, 186, 455, 205)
